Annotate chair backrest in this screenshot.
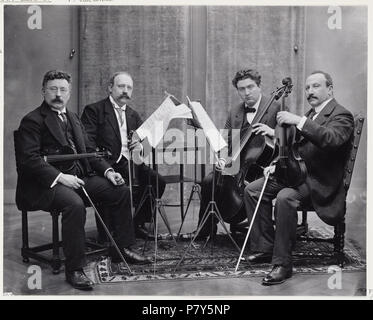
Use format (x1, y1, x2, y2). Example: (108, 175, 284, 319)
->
(13, 130, 22, 174)
(343, 114, 364, 191)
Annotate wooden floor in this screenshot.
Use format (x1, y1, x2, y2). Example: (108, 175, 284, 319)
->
(3, 189, 367, 297)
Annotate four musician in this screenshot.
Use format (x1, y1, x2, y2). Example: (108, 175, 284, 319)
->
(244, 71, 353, 285)
(15, 69, 354, 289)
(81, 71, 166, 240)
(194, 69, 280, 239)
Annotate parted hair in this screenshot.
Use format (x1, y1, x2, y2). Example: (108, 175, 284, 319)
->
(232, 69, 261, 88)
(42, 70, 72, 88)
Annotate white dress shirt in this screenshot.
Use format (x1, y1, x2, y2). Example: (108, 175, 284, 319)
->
(109, 95, 130, 162)
(297, 98, 333, 131)
(245, 94, 262, 124)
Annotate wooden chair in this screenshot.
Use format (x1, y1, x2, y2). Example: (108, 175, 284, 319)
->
(14, 130, 107, 274)
(297, 114, 364, 267)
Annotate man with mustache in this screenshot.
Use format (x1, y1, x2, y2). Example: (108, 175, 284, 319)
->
(15, 70, 151, 291)
(193, 68, 281, 239)
(81, 72, 166, 239)
(243, 71, 354, 285)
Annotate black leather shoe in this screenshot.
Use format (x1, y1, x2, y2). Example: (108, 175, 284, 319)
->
(65, 270, 93, 291)
(247, 252, 272, 263)
(122, 247, 153, 264)
(262, 265, 293, 286)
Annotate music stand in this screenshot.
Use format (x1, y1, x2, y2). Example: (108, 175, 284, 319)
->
(174, 99, 241, 271)
(132, 142, 178, 276)
(177, 118, 203, 237)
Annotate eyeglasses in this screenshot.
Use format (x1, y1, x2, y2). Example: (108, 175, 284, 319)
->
(46, 86, 69, 94)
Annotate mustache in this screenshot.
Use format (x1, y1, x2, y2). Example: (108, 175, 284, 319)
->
(307, 94, 317, 100)
(52, 98, 63, 103)
(120, 94, 130, 99)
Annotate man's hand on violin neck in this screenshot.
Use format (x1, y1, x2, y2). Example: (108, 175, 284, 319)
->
(276, 111, 302, 126)
(216, 158, 227, 171)
(252, 123, 275, 138)
(58, 174, 85, 189)
(264, 165, 276, 176)
(129, 139, 141, 152)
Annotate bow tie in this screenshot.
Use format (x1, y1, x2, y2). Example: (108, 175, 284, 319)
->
(244, 107, 256, 113)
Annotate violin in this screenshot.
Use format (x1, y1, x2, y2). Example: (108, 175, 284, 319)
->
(42, 145, 111, 171)
(213, 81, 290, 224)
(272, 77, 307, 187)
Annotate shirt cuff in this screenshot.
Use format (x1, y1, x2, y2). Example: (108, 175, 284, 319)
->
(50, 173, 62, 188)
(104, 168, 114, 178)
(297, 116, 308, 131)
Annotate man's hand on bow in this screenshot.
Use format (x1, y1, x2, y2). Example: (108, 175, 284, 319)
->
(58, 174, 85, 189)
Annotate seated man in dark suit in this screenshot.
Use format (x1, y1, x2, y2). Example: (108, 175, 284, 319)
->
(244, 71, 354, 285)
(16, 70, 151, 291)
(81, 71, 166, 239)
(194, 68, 281, 238)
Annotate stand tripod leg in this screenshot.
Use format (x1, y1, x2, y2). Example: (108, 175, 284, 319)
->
(156, 199, 177, 245)
(174, 201, 216, 271)
(177, 184, 201, 237)
(210, 203, 241, 253)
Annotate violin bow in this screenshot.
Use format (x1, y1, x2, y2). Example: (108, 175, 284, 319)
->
(127, 139, 136, 218)
(81, 186, 132, 274)
(234, 170, 271, 272)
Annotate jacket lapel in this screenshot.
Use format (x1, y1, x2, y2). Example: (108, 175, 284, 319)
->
(233, 102, 245, 129)
(251, 95, 268, 124)
(313, 98, 337, 125)
(41, 102, 68, 147)
(126, 104, 139, 132)
(66, 111, 86, 153)
(104, 98, 122, 142)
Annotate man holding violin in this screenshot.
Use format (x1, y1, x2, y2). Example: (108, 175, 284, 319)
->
(243, 71, 354, 285)
(81, 71, 166, 240)
(15, 70, 151, 291)
(194, 68, 281, 239)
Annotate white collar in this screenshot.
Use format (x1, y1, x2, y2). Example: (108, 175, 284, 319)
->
(314, 98, 332, 114)
(245, 94, 262, 111)
(51, 106, 67, 114)
(110, 95, 126, 111)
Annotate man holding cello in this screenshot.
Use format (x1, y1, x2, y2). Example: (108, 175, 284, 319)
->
(243, 71, 354, 285)
(194, 68, 281, 239)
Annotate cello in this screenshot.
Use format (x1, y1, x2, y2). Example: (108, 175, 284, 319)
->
(214, 78, 295, 224)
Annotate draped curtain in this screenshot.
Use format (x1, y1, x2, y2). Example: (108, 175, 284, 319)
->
(79, 6, 306, 201)
(79, 6, 189, 119)
(206, 6, 306, 128)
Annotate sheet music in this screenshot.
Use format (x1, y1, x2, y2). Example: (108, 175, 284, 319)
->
(136, 96, 192, 148)
(189, 101, 227, 153)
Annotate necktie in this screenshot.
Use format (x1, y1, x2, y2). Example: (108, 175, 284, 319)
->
(59, 111, 67, 124)
(244, 107, 256, 113)
(58, 112, 77, 153)
(307, 108, 317, 120)
(114, 106, 125, 127)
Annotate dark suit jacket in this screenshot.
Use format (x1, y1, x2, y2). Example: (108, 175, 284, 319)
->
(15, 101, 110, 211)
(81, 97, 143, 166)
(225, 95, 280, 130)
(298, 98, 354, 225)
(222, 95, 281, 157)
